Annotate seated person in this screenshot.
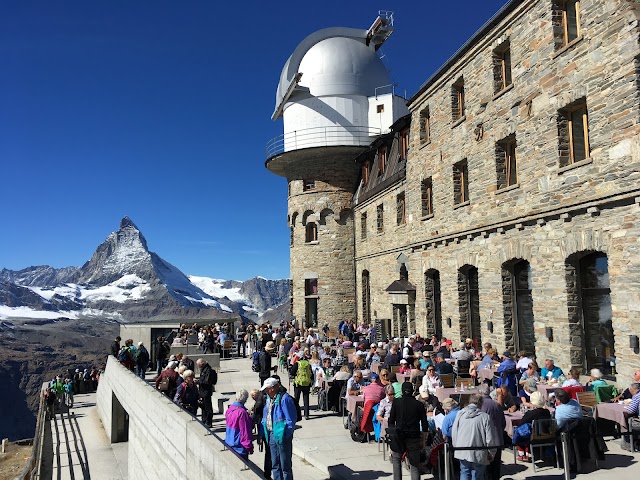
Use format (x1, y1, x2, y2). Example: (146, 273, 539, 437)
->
(586, 368, 607, 390)
(422, 366, 442, 390)
(515, 351, 534, 372)
(375, 384, 396, 422)
(490, 384, 518, 413)
(418, 351, 432, 370)
(383, 347, 401, 368)
(451, 342, 473, 362)
(515, 391, 551, 461)
(399, 359, 411, 374)
(496, 351, 516, 374)
(366, 344, 381, 366)
(554, 388, 582, 430)
(379, 369, 391, 386)
(437, 340, 452, 359)
(562, 368, 582, 387)
(433, 353, 453, 375)
(519, 379, 538, 408)
(541, 359, 564, 381)
(478, 348, 499, 370)
(333, 365, 352, 382)
(613, 370, 640, 402)
(624, 382, 640, 417)
(519, 362, 540, 385)
(346, 370, 364, 396)
(362, 373, 385, 404)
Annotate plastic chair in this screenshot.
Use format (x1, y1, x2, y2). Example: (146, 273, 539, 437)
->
(455, 359, 471, 378)
(221, 340, 232, 359)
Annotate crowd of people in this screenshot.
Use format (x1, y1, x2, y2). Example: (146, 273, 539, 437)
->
(43, 367, 100, 419)
(106, 319, 640, 480)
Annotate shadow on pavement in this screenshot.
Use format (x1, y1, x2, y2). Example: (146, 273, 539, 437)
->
(328, 464, 392, 479)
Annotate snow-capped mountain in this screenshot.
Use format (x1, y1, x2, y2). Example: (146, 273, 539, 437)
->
(0, 217, 289, 322)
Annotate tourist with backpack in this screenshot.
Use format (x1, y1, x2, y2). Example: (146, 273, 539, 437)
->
(155, 361, 179, 399)
(136, 342, 150, 379)
(258, 342, 278, 386)
(174, 370, 199, 415)
(289, 349, 313, 420)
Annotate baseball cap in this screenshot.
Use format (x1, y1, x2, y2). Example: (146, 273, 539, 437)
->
(260, 377, 279, 391)
(442, 398, 458, 409)
(419, 385, 430, 398)
(400, 359, 408, 364)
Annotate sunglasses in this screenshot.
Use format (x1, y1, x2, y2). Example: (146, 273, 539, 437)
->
(427, 369, 435, 372)
(381, 373, 389, 377)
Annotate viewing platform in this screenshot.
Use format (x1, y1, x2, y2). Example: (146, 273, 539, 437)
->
(28, 355, 640, 480)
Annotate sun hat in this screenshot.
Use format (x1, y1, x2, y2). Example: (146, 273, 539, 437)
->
(265, 341, 276, 352)
(419, 385, 430, 398)
(529, 391, 545, 407)
(442, 398, 458, 409)
(422, 351, 429, 357)
(400, 359, 408, 364)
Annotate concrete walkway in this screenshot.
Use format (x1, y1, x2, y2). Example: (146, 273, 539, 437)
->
(216, 356, 640, 480)
(46, 393, 127, 480)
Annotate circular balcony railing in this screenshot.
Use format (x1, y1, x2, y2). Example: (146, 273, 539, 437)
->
(265, 125, 381, 160)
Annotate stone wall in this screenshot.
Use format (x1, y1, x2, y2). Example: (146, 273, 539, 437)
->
(353, 0, 640, 381)
(96, 356, 261, 480)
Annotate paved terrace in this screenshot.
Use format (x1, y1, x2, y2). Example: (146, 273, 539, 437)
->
(44, 355, 640, 479)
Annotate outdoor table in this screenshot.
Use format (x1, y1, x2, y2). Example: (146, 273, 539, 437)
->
(348, 353, 356, 363)
(320, 377, 333, 390)
(346, 394, 364, 418)
(536, 383, 560, 400)
(477, 368, 495, 382)
(435, 386, 479, 402)
(445, 358, 456, 364)
(370, 362, 381, 374)
(595, 402, 629, 432)
(504, 411, 524, 438)
(395, 372, 411, 383)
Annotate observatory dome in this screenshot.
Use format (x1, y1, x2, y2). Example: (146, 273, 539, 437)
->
(273, 28, 391, 118)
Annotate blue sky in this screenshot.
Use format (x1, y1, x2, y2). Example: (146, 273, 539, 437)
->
(0, 0, 507, 281)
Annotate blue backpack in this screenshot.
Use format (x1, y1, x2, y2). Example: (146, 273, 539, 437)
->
(252, 351, 262, 372)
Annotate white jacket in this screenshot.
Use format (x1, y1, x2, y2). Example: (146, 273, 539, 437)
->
(451, 403, 498, 465)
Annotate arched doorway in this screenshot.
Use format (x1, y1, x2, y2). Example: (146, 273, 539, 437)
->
(458, 265, 481, 348)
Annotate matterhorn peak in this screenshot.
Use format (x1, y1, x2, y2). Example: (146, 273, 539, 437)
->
(119, 216, 139, 230)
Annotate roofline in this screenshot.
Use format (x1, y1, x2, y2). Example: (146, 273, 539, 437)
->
(408, 0, 524, 106)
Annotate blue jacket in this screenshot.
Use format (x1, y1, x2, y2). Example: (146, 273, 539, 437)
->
(225, 402, 253, 455)
(262, 388, 297, 444)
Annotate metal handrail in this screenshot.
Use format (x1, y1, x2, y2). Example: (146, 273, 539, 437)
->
(265, 125, 381, 159)
(374, 83, 408, 99)
(17, 383, 48, 480)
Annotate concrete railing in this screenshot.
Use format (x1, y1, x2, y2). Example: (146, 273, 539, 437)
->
(16, 383, 48, 480)
(97, 356, 261, 480)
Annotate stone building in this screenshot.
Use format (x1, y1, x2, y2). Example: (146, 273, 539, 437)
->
(267, 0, 640, 380)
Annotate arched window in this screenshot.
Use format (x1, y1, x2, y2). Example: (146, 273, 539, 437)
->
(502, 260, 535, 355)
(400, 264, 408, 282)
(458, 265, 481, 347)
(362, 271, 371, 324)
(305, 222, 318, 243)
(425, 269, 442, 339)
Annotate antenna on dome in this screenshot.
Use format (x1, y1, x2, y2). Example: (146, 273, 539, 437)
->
(367, 11, 394, 50)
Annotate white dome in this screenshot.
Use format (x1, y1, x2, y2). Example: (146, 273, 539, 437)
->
(273, 27, 390, 119)
(297, 37, 390, 97)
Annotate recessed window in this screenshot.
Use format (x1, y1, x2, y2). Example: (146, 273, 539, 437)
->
(493, 41, 512, 93)
(421, 177, 433, 216)
(553, 0, 582, 49)
(305, 222, 318, 243)
(419, 107, 431, 144)
(453, 159, 469, 205)
(290, 226, 294, 247)
(452, 77, 465, 122)
(361, 212, 367, 240)
(363, 161, 370, 186)
(396, 192, 406, 226)
(304, 278, 318, 296)
(377, 104, 385, 113)
(303, 179, 315, 191)
(400, 128, 410, 161)
(376, 204, 384, 233)
(558, 99, 590, 167)
(496, 134, 518, 189)
(378, 146, 387, 176)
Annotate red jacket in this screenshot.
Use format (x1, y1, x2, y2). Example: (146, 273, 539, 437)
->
(360, 399, 377, 433)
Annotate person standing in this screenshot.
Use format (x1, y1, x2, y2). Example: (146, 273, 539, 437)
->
(173, 370, 199, 415)
(110, 336, 121, 358)
(261, 377, 297, 480)
(388, 382, 429, 480)
(155, 336, 169, 376)
(225, 389, 254, 459)
(259, 342, 278, 386)
(237, 323, 248, 358)
(197, 358, 217, 427)
(136, 342, 150, 379)
(290, 351, 313, 420)
(478, 384, 506, 479)
(452, 394, 499, 480)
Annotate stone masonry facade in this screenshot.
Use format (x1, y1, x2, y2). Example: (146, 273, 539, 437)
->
(353, 0, 640, 381)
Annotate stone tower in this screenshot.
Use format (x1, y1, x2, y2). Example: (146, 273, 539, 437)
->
(265, 13, 408, 329)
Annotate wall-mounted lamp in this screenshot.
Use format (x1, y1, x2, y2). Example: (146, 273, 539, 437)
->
(487, 321, 494, 333)
(630, 335, 639, 351)
(447, 317, 452, 328)
(545, 327, 553, 341)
